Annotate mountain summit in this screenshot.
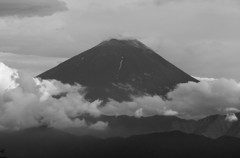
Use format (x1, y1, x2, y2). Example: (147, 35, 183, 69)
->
(98, 39, 151, 49)
(38, 39, 198, 102)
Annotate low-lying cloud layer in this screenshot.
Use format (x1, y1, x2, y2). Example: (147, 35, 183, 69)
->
(1, 62, 240, 131)
(0, 62, 106, 131)
(0, 0, 67, 18)
(103, 78, 240, 120)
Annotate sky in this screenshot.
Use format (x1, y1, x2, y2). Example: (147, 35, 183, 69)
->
(0, 0, 238, 80)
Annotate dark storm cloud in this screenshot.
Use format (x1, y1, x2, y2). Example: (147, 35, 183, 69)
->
(0, 0, 68, 18)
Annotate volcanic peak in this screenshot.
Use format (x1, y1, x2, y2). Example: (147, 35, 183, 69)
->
(98, 38, 150, 50)
(38, 38, 198, 102)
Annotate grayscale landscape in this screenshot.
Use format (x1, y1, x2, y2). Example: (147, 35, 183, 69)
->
(0, 0, 239, 158)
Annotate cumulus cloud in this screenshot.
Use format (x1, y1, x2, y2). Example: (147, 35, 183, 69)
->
(0, 0, 67, 18)
(225, 113, 238, 122)
(101, 96, 178, 117)
(0, 63, 19, 92)
(90, 121, 108, 131)
(0, 62, 107, 131)
(135, 108, 143, 118)
(101, 79, 240, 120)
(165, 79, 240, 119)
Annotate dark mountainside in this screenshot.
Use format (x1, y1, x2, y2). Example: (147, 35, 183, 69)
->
(1, 128, 240, 158)
(38, 39, 198, 102)
(194, 113, 240, 138)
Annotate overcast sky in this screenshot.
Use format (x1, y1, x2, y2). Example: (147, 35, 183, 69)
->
(0, 0, 238, 80)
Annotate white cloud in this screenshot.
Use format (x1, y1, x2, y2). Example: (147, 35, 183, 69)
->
(2, 62, 240, 129)
(135, 108, 144, 118)
(225, 113, 238, 122)
(90, 121, 108, 131)
(225, 107, 240, 113)
(165, 79, 240, 119)
(163, 109, 178, 116)
(0, 62, 19, 92)
(0, 62, 108, 130)
(101, 78, 240, 120)
(102, 96, 175, 117)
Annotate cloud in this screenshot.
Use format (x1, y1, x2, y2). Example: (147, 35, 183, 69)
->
(225, 113, 238, 122)
(193, 76, 216, 82)
(0, 0, 67, 18)
(0, 62, 107, 130)
(165, 79, 240, 119)
(90, 121, 108, 131)
(0, 62, 19, 92)
(2, 61, 240, 130)
(163, 109, 179, 116)
(135, 108, 143, 118)
(101, 96, 178, 117)
(101, 78, 240, 120)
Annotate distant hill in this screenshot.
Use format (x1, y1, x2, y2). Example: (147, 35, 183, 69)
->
(38, 39, 198, 102)
(0, 128, 240, 158)
(193, 113, 240, 138)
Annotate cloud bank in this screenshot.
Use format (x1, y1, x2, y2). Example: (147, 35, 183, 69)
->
(0, 0, 67, 18)
(0, 62, 106, 131)
(103, 79, 240, 120)
(1, 62, 240, 131)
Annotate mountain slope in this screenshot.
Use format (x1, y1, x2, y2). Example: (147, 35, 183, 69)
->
(38, 39, 198, 102)
(194, 113, 240, 138)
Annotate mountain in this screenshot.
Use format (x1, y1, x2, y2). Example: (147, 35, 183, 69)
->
(1, 128, 240, 158)
(38, 39, 198, 102)
(37, 40, 240, 139)
(37, 38, 240, 139)
(193, 113, 240, 138)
